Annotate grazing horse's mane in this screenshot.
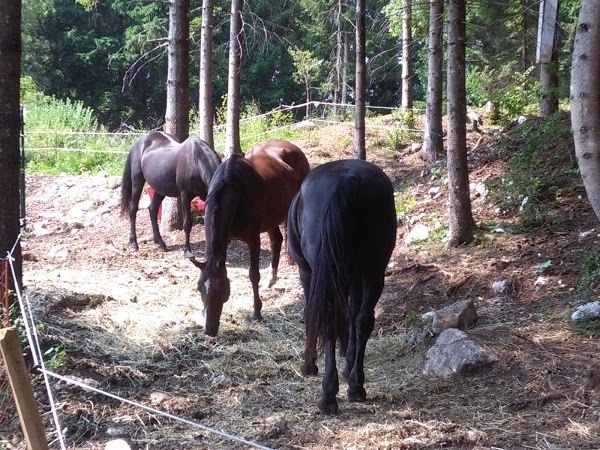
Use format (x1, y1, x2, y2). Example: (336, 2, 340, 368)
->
(203, 154, 249, 263)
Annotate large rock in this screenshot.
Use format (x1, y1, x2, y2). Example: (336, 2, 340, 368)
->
(432, 299, 478, 333)
(422, 328, 498, 380)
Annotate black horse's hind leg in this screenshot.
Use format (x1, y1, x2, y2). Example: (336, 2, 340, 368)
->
(266, 226, 283, 287)
(247, 234, 263, 322)
(148, 192, 168, 251)
(180, 192, 194, 258)
(346, 276, 384, 403)
(128, 177, 146, 251)
(318, 340, 339, 414)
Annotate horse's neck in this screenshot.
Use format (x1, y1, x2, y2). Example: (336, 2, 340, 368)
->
(204, 184, 239, 266)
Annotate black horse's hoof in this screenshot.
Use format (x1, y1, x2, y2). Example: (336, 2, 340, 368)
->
(183, 249, 194, 259)
(129, 243, 139, 252)
(251, 312, 263, 322)
(301, 363, 318, 376)
(347, 385, 367, 402)
(155, 242, 168, 252)
(318, 397, 338, 415)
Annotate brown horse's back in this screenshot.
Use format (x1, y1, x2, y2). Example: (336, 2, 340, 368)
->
(244, 140, 310, 231)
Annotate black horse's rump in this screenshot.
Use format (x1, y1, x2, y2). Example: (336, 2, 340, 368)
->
(120, 131, 221, 257)
(287, 158, 397, 414)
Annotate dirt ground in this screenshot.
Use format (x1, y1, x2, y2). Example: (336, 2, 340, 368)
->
(2, 117, 599, 449)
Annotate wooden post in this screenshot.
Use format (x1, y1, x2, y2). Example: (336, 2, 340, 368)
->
(0, 327, 49, 450)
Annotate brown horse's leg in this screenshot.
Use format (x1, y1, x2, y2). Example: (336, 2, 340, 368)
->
(180, 192, 194, 257)
(247, 235, 263, 322)
(266, 226, 283, 287)
(318, 339, 339, 414)
(148, 192, 168, 251)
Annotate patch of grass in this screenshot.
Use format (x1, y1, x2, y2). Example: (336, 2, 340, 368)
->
(394, 186, 417, 222)
(577, 250, 600, 287)
(570, 318, 600, 338)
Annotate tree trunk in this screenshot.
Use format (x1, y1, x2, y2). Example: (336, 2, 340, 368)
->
(199, 0, 215, 148)
(538, 0, 559, 117)
(354, 0, 366, 160)
(225, 0, 243, 156)
(162, 0, 191, 232)
(571, 0, 600, 222)
(165, 0, 190, 141)
(446, 0, 475, 247)
(401, 0, 413, 110)
(334, 0, 342, 114)
(0, 0, 23, 300)
(342, 33, 348, 106)
(423, 0, 444, 163)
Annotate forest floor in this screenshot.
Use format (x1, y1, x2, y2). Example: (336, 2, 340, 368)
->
(2, 113, 599, 449)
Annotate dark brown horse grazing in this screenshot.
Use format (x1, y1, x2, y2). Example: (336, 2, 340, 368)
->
(120, 131, 221, 257)
(287, 159, 397, 414)
(189, 140, 310, 336)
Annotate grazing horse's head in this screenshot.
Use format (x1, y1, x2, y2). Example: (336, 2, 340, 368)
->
(190, 258, 230, 336)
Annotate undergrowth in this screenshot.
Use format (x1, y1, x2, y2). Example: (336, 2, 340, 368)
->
(484, 112, 576, 230)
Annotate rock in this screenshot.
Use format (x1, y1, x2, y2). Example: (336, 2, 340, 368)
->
(405, 224, 431, 245)
(105, 439, 132, 450)
(422, 329, 498, 380)
(571, 301, 600, 321)
(491, 278, 514, 294)
(432, 299, 478, 333)
(410, 143, 422, 153)
(403, 325, 433, 347)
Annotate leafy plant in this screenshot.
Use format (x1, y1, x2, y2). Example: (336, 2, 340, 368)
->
(578, 250, 600, 287)
(44, 344, 68, 370)
(534, 260, 552, 274)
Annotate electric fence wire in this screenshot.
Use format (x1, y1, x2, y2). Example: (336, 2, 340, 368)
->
(4, 235, 274, 450)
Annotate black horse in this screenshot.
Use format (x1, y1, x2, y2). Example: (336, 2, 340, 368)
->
(287, 159, 397, 414)
(120, 131, 222, 257)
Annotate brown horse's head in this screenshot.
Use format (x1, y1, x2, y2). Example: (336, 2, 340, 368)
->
(190, 258, 230, 336)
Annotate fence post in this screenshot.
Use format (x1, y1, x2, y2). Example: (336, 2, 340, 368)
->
(0, 327, 49, 450)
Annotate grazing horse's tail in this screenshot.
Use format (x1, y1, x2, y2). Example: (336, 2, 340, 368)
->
(120, 150, 134, 217)
(305, 174, 359, 355)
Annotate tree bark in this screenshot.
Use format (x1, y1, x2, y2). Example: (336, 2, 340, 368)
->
(571, 0, 600, 222)
(199, 0, 215, 148)
(165, 0, 190, 141)
(342, 33, 349, 106)
(423, 0, 444, 163)
(401, 0, 413, 110)
(446, 0, 475, 247)
(162, 0, 191, 231)
(538, 0, 559, 117)
(334, 0, 342, 114)
(225, 0, 243, 156)
(354, 0, 366, 160)
(0, 0, 23, 299)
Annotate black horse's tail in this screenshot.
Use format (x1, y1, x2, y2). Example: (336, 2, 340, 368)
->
(120, 150, 134, 217)
(305, 174, 359, 354)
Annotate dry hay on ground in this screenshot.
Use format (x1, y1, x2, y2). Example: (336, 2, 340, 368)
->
(2, 119, 599, 449)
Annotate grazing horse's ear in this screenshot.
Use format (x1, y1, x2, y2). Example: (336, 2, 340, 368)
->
(188, 257, 206, 270)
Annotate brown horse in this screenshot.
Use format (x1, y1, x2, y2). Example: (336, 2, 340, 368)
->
(190, 140, 310, 336)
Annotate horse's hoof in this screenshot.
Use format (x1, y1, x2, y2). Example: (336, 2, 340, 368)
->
(184, 249, 194, 258)
(268, 276, 278, 288)
(301, 363, 318, 376)
(156, 243, 168, 252)
(251, 312, 263, 322)
(129, 243, 139, 252)
(347, 385, 367, 402)
(318, 397, 338, 415)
